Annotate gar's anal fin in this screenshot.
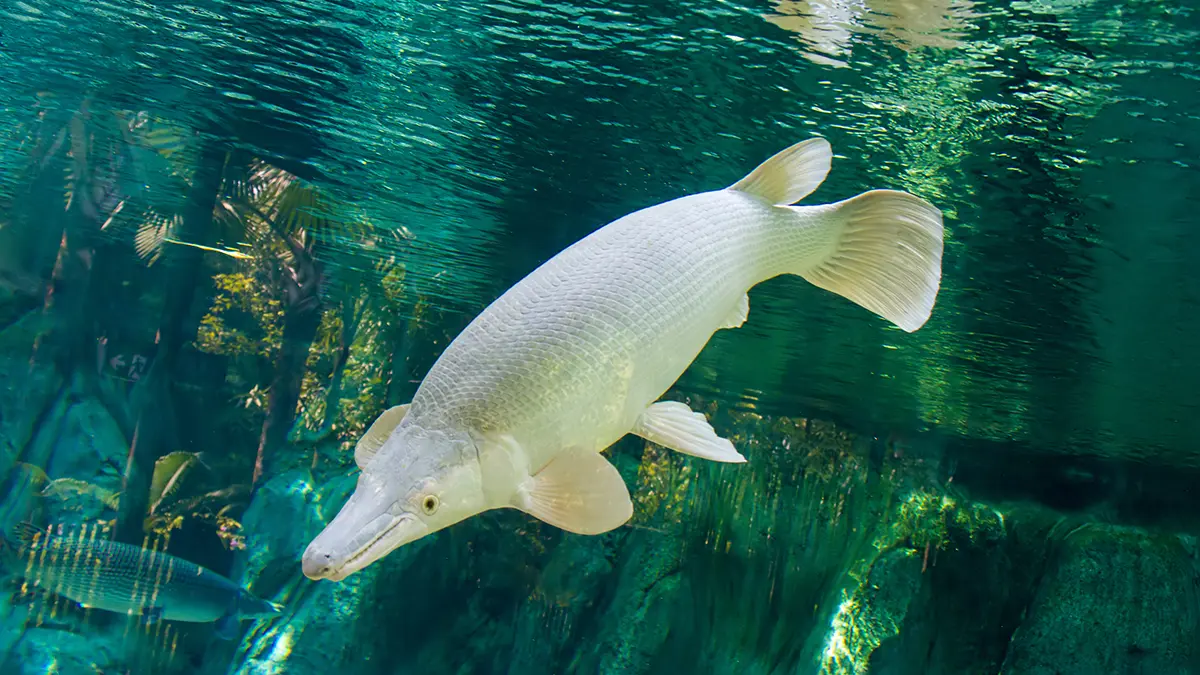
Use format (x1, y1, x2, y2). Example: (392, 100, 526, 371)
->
(632, 401, 746, 463)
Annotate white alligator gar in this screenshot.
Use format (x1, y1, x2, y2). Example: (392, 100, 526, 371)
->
(302, 137, 944, 581)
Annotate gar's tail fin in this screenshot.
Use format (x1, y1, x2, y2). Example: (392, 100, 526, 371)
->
(726, 139, 944, 331)
(800, 189, 944, 332)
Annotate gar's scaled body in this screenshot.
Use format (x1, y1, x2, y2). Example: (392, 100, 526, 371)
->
(303, 137, 944, 581)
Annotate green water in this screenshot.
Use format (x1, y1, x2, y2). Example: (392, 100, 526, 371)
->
(0, 0, 1198, 673)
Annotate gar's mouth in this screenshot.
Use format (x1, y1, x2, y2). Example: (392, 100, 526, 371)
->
(330, 514, 415, 580)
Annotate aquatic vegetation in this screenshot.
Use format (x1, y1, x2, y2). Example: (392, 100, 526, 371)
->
(147, 451, 202, 515)
(197, 273, 286, 360)
(631, 443, 694, 526)
(883, 489, 1006, 554)
(41, 478, 122, 513)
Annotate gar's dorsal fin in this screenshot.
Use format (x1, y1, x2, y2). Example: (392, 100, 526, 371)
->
(728, 137, 832, 205)
(355, 404, 410, 469)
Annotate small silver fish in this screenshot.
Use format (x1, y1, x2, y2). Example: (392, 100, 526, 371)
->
(5, 523, 279, 639)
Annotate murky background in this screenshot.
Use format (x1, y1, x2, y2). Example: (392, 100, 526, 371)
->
(1, 0, 1198, 673)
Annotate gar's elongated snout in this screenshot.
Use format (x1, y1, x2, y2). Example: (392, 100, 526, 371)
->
(301, 475, 428, 581)
(302, 421, 489, 582)
(301, 507, 425, 581)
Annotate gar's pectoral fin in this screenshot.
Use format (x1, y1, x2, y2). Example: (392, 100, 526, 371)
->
(632, 401, 746, 463)
(512, 450, 633, 535)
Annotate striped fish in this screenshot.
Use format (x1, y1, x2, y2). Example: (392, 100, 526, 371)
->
(5, 523, 279, 639)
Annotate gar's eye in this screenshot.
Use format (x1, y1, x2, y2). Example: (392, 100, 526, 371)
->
(421, 495, 440, 515)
